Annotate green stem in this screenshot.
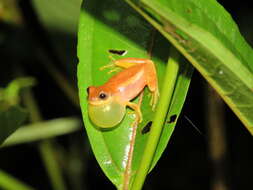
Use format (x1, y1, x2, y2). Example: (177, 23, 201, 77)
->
(0, 169, 35, 190)
(39, 141, 67, 190)
(131, 47, 180, 190)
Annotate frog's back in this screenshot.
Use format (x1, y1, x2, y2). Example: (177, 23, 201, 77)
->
(106, 63, 147, 101)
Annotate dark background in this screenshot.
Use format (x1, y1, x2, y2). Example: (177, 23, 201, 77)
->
(0, 0, 252, 190)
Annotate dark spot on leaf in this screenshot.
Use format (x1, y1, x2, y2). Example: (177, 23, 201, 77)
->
(108, 49, 127, 56)
(141, 121, 152, 134)
(186, 8, 192, 13)
(167, 114, 177, 123)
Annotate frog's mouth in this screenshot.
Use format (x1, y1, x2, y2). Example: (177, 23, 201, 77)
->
(88, 97, 113, 106)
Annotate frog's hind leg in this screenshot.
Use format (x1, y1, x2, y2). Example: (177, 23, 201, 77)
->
(146, 60, 159, 110)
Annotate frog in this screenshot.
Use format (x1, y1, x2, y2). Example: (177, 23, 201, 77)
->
(87, 58, 159, 128)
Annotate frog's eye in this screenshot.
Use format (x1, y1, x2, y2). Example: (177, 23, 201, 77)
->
(99, 92, 108, 100)
(88, 100, 126, 128)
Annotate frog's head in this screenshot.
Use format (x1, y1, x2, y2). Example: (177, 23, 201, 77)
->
(87, 86, 126, 128)
(87, 86, 112, 105)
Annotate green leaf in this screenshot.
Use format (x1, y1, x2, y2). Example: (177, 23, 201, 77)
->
(125, 0, 253, 134)
(0, 106, 27, 145)
(0, 77, 35, 145)
(32, 0, 82, 33)
(131, 48, 193, 190)
(0, 77, 36, 110)
(1, 117, 81, 147)
(149, 54, 193, 171)
(78, 0, 192, 189)
(0, 169, 35, 190)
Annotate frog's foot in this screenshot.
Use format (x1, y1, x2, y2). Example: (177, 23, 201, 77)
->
(126, 102, 143, 124)
(108, 55, 116, 61)
(108, 67, 120, 74)
(99, 63, 115, 71)
(150, 89, 159, 110)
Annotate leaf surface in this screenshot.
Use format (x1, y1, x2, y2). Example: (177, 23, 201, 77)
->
(77, 0, 192, 188)
(126, 0, 253, 134)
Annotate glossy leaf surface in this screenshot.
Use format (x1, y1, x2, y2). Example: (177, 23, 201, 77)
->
(77, 0, 192, 188)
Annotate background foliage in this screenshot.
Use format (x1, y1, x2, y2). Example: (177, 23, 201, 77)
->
(0, 0, 252, 190)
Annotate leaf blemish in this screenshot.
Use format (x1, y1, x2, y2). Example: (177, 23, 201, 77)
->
(163, 22, 187, 44)
(141, 121, 152, 134)
(167, 114, 177, 124)
(186, 8, 192, 13)
(108, 49, 127, 56)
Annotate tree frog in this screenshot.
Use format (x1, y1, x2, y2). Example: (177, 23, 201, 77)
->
(87, 58, 159, 128)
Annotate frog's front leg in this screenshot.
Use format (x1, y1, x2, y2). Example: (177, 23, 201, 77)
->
(126, 102, 143, 123)
(98, 56, 115, 72)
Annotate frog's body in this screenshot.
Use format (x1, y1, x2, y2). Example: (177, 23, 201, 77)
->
(87, 58, 159, 128)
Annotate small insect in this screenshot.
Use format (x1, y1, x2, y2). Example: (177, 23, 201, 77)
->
(87, 57, 159, 128)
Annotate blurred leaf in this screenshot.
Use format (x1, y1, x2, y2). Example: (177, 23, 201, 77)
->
(0, 77, 36, 110)
(2, 117, 82, 147)
(77, 0, 192, 188)
(32, 0, 82, 33)
(0, 105, 27, 145)
(0, 0, 22, 24)
(0, 169, 35, 190)
(0, 77, 35, 145)
(125, 0, 253, 134)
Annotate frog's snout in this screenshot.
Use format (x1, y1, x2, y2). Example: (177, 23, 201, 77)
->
(87, 86, 96, 96)
(86, 87, 90, 94)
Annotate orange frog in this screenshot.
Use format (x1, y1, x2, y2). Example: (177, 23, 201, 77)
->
(87, 58, 159, 128)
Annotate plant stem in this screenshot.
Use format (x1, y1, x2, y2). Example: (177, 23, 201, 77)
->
(122, 92, 144, 190)
(131, 47, 180, 190)
(206, 86, 229, 190)
(0, 169, 35, 190)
